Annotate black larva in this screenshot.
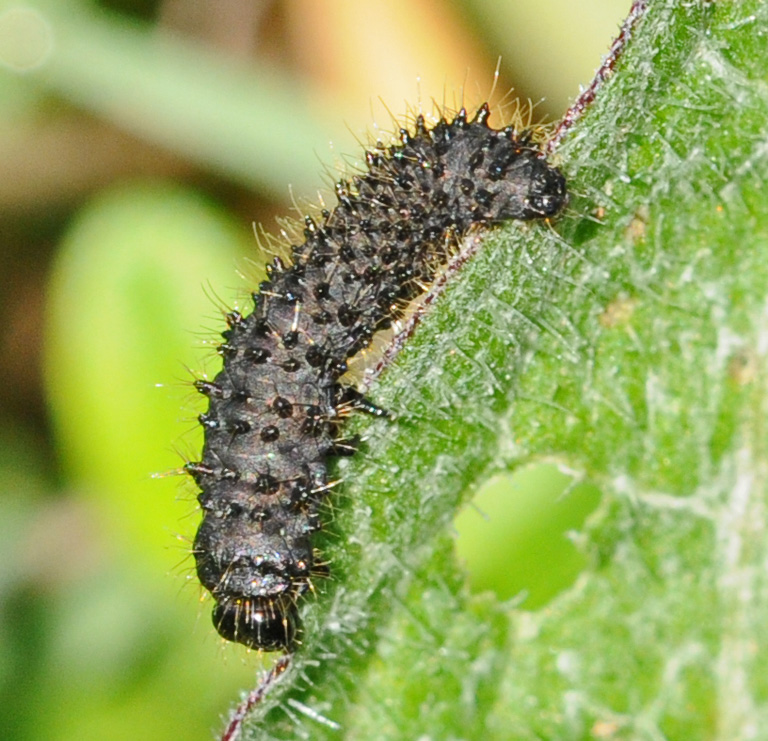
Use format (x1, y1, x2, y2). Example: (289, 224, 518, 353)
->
(186, 104, 566, 651)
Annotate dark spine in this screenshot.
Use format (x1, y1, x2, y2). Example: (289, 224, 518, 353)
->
(187, 104, 567, 650)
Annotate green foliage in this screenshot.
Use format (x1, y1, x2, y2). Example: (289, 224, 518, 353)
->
(46, 182, 252, 562)
(231, 2, 768, 738)
(43, 183, 261, 740)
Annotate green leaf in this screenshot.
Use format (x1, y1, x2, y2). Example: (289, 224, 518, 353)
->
(44, 181, 253, 566)
(235, 1, 768, 739)
(43, 181, 264, 739)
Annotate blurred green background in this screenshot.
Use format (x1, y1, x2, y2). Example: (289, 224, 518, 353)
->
(0, 1, 625, 738)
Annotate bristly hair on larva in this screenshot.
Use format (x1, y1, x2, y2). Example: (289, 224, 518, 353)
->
(184, 102, 567, 652)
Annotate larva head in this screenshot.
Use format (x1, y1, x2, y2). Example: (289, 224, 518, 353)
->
(212, 596, 296, 651)
(193, 511, 312, 649)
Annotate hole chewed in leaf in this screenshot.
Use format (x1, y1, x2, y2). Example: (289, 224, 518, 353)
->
(453, 463, 602, 609)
